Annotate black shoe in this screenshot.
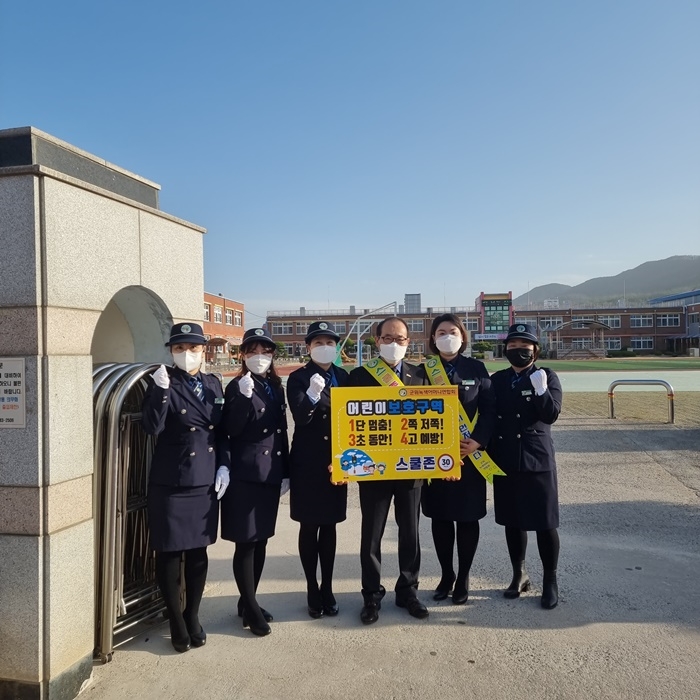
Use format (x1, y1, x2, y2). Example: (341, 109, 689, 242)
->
(360, 602, 380, 625)
(452, 586, 469, 606)
(541, 571, 559, 610)
(396, 597, 429, 619)
(504, 569, 531, 599)
(321, 587, 339, 616)
(171, 637, 191, 653)
(237, 599, 273, 622)
(185, 622, 206, 647)
(308, 587, 324, 619)
(242, 611, 272, 637)
(432, 574, 456, 601)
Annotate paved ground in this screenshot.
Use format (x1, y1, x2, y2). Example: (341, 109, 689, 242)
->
(82, 413, 700, 700)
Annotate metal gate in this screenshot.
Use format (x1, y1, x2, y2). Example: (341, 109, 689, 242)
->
(93, 362, 163, 663)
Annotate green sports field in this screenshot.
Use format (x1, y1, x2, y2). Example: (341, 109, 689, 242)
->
(482, 357, 700, 373)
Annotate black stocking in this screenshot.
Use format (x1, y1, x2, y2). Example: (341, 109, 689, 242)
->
(233, 541, 266, 628)
(183, 547, 208, 633)
(155, 550, 187, 641)
(431, 519, 456, 586)
(505, 527, 528, 565)
(536, 529, 560, 571)
(298, 524, 320, 591)
(455, 521, 480, 588)
(318, 524, 337, 603)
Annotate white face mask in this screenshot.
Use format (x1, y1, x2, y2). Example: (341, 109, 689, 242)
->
(379, 342, 407, 364)
(435, 334, 462, 355)
(310, 345, 337, 365)
(172, 350, 203, 373)
(245, 354, 272, 375)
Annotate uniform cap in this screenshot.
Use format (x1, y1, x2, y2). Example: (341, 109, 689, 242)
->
(305, 320, 340, 344)
(505, 323, 539, 345)
(166, 322, 207, 346)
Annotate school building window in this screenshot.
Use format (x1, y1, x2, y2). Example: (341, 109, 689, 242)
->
(330, 322, 347, 334)
(409, 342, 425, 355)
(597, 315, 621, 328)
(657, 314, 680, 327)
(204, 304, 210, 322)
(538, 316, 563, 330)
(465, 318, 479, 331)
(572, 338, 592, 349)
(630, 337, 654, 349)
(225, 309, 233, 325)
(406, 319, 424, 333)
(271, 322, 293, 335)
(234, 310, 242, 326)
(630, 314, 653, 327)
(604, 338, 622, 350)
(214, 306, 223, 324)
(282, 343, 294, 356)
(515, 317, 537, 327)
(296, 322, 309, 335)
(571, 315, 595, 329)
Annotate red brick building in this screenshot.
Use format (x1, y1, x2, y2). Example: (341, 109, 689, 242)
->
(203, 292, 244, 364)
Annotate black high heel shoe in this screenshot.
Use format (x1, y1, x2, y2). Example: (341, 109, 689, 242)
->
(321, 587, 339, 617)
(308, 587, 324, 619)
(541, 570, 559, 610)
(504, 568, 532, 599)
(237, 598, 273, 622)
(452, 578, 469, 605)
(433, 574, 456, 601)
(169, 618, 191, 653)
(242, 609, 272, 636)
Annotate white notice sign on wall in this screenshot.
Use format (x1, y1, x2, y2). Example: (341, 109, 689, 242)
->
(0, 358, 26, 428)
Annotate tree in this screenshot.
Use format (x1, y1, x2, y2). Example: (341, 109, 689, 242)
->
(473, 341, 493, 353)
(275, 341, 288, 358)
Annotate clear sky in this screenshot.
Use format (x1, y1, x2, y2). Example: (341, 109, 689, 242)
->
(3, 1, 699, 325)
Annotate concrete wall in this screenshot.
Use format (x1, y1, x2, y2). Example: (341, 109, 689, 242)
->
(0, 132, 206, 698)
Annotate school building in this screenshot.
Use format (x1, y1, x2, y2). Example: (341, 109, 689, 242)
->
(203, 292, 245, 363)
(265, 291, 700, 359)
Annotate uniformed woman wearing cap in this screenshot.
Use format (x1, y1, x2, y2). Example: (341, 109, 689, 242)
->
(488, 323, 563, 609)
(141, 322, 230, 653)
(220, 328, 289, 636)
(287, 321, 349, 618)
(420, 313, 496, 605)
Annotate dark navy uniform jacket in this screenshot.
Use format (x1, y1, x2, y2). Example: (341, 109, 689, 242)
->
(348, 360, 425, 490)
(488, 365, 562, 474)
(223, 375, 289, 485)
(141, 367, 230, 487)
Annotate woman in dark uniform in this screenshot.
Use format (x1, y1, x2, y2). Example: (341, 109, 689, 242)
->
(287, 321, 349, 618)
(420, 314, 496, 605)
(488, 323, 562, 609)
(141, 322, 230, 653)
(220, 328, 289, 636)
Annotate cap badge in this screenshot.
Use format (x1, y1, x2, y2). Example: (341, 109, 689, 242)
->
(516, 325, 525, 332)
(255, 329, 264, 336)
(319, 322, 328, 330)
(181, 324, 192, 333)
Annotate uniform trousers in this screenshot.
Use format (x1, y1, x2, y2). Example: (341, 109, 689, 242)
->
(359, 480, 421, 603)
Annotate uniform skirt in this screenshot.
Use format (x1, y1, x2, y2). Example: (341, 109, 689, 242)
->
(290, 462, 347, 524)
(220, 480, 280, 543)
(421, 461, 487, 522)
(147, 483, 218, 552)
(493, 469, 559, 531)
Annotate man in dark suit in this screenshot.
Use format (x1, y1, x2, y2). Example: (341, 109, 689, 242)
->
(348, 317, 429, 624)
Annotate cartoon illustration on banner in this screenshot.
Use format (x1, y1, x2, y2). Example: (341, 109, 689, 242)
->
(331, 385, 461, 481)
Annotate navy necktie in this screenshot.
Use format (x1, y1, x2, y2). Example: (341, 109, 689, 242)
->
(262, 380, 275, 400)
(326, 370, 338, 388)
(188, 375, 205, 403)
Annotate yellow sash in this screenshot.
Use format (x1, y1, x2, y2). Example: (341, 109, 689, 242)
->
(361, 358, 404, 387)
(423, 357, 506, 484)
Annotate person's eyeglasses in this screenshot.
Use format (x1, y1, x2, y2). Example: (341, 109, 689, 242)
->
(379, 335, 409, 345)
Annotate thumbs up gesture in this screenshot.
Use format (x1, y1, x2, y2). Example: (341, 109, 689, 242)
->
(239, 371, 254, 398)
(151, 364, 170, 389)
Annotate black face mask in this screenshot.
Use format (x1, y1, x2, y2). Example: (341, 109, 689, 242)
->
(505, 348, 534, 368)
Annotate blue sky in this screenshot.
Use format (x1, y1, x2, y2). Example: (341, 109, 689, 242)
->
(3, 1, 699, 324)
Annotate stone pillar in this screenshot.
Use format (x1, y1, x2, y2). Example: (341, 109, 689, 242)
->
(0, 127, 206, 698)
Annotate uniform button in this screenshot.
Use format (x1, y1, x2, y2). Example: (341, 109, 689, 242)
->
(190, 427, 196, 432)
(498, 436, 503, 440)
(263, 450, 269, 455)
(209, 425, 214, 430)
(162, 399, 167, 403)
(276, 451, 282, 456)
(181, 409, 187, 414)
(260, 408, 265, 413)
(189, 452, 196, 456)
(276, 429, 281, 434)
(516, 434, 521, 439)
(497, 415, 502, 419)
(516, 414, 520, 418)
(322, 414, 327, 419)
(323, 436, 329, 441)
(263, 428, 268, 433)
(208, 447, 214, 452)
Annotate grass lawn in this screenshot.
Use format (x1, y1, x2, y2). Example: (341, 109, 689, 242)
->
(482, 357, 700, 372)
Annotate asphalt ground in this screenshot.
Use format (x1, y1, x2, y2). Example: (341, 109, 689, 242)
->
(81, 389, 700, 700)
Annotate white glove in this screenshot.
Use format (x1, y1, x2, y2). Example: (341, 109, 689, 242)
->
(239, 371, 254, 398)
(280, 478, 290, 497)
(306, 373, 326, 403)
(215, 466, 230, 500)
(151, 364, 170, 389)
(530, 369, 548, 396)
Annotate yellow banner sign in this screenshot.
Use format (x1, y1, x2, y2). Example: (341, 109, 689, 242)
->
(331, 385, 462, 481)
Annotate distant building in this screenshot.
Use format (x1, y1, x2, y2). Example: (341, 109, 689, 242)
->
(266, 291, 699, 358)
(404, 294, 422, 314)
(203, 292, 244, 363)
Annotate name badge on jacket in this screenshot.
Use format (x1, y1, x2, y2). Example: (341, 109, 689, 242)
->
(521, 389, 533, 396)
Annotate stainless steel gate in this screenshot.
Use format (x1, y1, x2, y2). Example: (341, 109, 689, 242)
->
(93, 362, 164, 663)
